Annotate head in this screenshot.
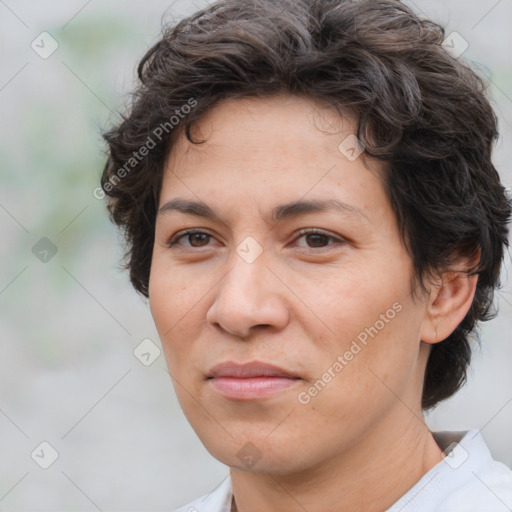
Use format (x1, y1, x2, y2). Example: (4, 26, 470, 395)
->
(102, 0, 510, 474)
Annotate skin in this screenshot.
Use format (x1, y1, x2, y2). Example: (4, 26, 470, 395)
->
(149, 93, 478, 512)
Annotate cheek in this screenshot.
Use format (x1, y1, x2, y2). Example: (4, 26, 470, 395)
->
(295, 313, 422, 445)
(318, 299, 423, 414)
(149, 253, 210, 323)
(148, 261, 207, 368)
(303, 263, 408, 342)
(304, 264, 421, 389)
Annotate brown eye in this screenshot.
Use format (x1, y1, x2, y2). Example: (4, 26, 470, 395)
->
(295, 229, 344, 249)
(168, 230, 214, 248)
(304, 233, 331, 248)
(187, 233, 211, 247)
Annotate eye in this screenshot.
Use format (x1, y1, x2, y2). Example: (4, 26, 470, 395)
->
(293, 229, 345, 249)
(166, 228, 345, 250)
(167, 229, 216, 248)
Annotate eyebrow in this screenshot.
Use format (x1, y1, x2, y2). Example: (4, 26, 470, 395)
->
(157, 197, 368, 223)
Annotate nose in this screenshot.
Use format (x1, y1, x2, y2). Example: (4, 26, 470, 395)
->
(206, 252, 290, 339)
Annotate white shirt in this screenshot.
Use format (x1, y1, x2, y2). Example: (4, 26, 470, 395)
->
(173, 430, 512, 512)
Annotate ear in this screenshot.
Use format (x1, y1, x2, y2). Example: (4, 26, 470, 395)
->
(420, 263, 479, 345)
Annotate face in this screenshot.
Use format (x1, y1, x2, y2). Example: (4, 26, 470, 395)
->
(149, 94, 431, 475)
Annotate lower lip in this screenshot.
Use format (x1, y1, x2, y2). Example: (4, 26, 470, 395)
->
(208, 377, 300, 400)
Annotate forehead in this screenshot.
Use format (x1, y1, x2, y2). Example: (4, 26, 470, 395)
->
(160, 94, 388, 221)
(166, 93, 356, 167)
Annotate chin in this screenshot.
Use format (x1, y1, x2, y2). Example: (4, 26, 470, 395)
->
(198, 430, 316, 475)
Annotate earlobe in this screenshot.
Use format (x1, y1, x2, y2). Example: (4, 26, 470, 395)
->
(420, 270, 479, 345)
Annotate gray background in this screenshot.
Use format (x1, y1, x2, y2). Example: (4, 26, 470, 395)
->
(0, 0, 511, 510)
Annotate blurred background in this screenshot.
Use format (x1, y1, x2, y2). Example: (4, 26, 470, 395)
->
(0, 0, 511, 510)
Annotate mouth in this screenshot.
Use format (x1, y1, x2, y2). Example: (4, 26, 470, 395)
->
(207, 361, 302, 400)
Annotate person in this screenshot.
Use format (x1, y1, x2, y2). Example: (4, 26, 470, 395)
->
(100, 0, 512, 510)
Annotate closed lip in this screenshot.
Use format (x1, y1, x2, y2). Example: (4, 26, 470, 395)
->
(207, 361, 300, 379)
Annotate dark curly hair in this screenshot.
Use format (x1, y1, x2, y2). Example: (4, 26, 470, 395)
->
(101, 0, 511, 409)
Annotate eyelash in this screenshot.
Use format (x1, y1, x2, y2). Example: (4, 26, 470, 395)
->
(167, 228, 345, 250)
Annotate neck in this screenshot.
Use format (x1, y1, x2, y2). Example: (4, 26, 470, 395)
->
(230, 409, 443, 512)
